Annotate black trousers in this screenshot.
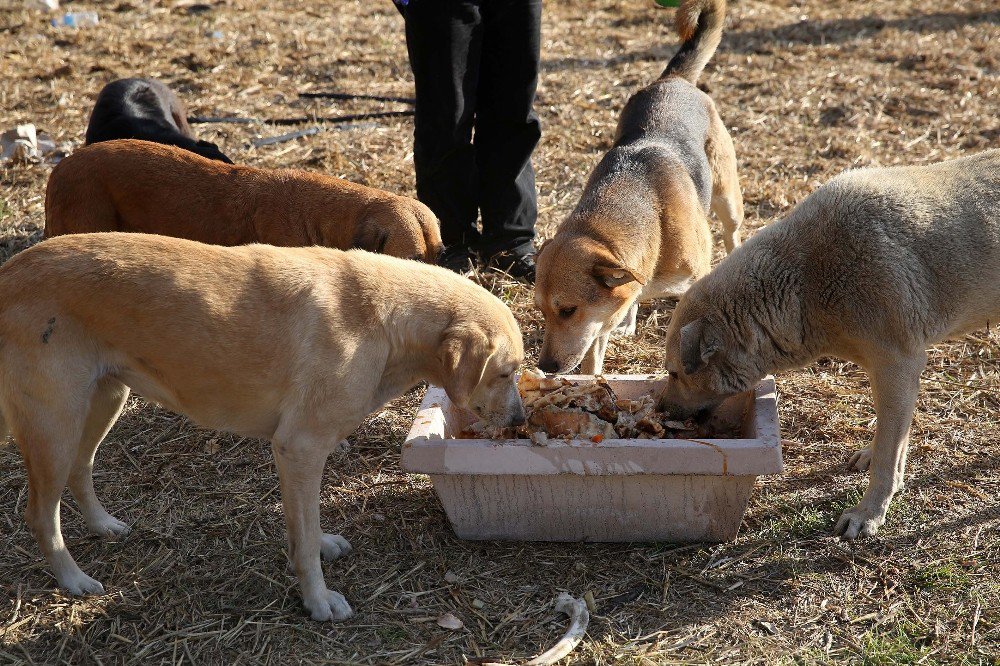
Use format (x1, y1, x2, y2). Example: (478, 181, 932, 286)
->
(404, 0, 541, 258)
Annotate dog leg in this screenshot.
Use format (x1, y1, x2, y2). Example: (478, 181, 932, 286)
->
(848, 446, 872, 472)
(706, 108, 744, 254)
(712, 190, 743, 255)
(271, 439, 354, 622)
(321, 533, 353, 561)
(613, 301, 639, 337)
(14, 416, 106, 595)
(68, 379, 131, 537)
(835, 352, 924, 541)
(580, 333, 610, 375)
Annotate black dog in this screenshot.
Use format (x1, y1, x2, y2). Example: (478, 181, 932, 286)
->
(85, 78, 233, 164)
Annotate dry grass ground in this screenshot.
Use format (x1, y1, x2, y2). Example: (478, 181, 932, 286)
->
(1, 0, 998, 663)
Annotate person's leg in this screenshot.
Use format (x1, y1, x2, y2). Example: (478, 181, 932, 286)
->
(474, 0, 541, 266)
(404, 1, 484, 266)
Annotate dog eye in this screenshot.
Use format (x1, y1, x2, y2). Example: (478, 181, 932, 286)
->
(558, 306, 577, 318)
(668, 371, 679, 379)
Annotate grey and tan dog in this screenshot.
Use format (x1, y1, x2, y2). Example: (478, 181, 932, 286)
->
(0, 233, 524, 621)
(658, 150, 1000, 540)
(535, 0, 743, 375)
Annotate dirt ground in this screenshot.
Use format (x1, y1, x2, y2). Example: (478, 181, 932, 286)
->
(1, 0, 998, 663)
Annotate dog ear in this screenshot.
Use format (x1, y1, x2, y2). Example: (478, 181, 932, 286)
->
(351, 219, 390, 254)
(439, 326, 496, 408)
(593, 262, 643, 289)
(679, 318, 720, 375)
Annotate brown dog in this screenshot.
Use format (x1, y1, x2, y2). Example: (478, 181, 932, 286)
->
(535, 0, 743, 375)
(44, 139, 444, 262)
(0, 233, 524, 621)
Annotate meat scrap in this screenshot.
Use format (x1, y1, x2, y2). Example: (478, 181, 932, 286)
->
(528, 405, 616, 441)
(459, 370, 738, 444)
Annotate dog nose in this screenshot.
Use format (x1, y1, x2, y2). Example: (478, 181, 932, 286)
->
(538, 358, 559, 373)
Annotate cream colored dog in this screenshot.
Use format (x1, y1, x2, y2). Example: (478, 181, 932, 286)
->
(658, 150, 1000, 540)
(0, 233, 524, 621)
(535, 0, 743, 375)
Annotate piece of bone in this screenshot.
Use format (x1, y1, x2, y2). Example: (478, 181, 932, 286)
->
(478, 593, 590, 666)
(518, 368, 571, 396)
(615, 411, 639, 438)
(522, 384, 575, 410)
(529, 430, 549, 446)
(517, 368, 546, 393)
(562, 383, 618, 421)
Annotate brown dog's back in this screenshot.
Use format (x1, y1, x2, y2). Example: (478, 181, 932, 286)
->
(45, 140, 443, 261)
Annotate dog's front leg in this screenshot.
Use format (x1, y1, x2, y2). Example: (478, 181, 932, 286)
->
(271, 440, 354, 622)
(834, 352, 925, 541)
(613, 301, 639, 337)
(580, 333, 610, 375)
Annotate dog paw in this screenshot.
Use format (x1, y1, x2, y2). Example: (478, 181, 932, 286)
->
(833, 505, 884, 541)
(321, 534, 353, 561)
(88, 514, 131, 538)
(848, 447, 872, 472)
(304, 589, 354, 622)
(60, 571, 106, 596)
(611, 323, 637, 337)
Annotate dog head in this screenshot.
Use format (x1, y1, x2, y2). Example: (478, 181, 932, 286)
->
(658, 289, 764, 420)
(439, 302, 525, 428)
(534, 234, 644, 373)
(352, 200, 444, 263)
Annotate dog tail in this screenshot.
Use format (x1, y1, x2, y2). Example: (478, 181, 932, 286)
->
(659, 0, 726, 84)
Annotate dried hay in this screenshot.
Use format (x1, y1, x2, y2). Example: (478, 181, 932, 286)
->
(1, 0, 998, 663)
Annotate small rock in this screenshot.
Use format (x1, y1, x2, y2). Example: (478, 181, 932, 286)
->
(436, 612, 464, 630)
(755, 619, 778, 635)
(443, 571, 460, 584)
(471, 598, 485, 609)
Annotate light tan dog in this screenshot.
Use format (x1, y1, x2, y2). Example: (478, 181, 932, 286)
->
(535, 0, 743, 375)
(0, 233, 524, 621)
(44, 140, 444, 262)
(658, 150, 1000, 540)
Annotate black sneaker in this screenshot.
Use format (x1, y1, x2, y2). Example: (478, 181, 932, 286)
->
(439, 245, 477, 274)
(487, 251, 536, 283)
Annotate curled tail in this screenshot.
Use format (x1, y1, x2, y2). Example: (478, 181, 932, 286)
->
(659, 0, 726, 83)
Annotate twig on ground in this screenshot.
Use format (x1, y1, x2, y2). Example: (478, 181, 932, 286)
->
(191, 110, 414, 127)
(299, 91, 415, 105)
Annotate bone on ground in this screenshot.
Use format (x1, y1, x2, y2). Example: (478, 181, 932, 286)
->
(478, 593, 590, 666)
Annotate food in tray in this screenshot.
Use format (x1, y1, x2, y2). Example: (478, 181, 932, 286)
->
(460, 369, 740, 443)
